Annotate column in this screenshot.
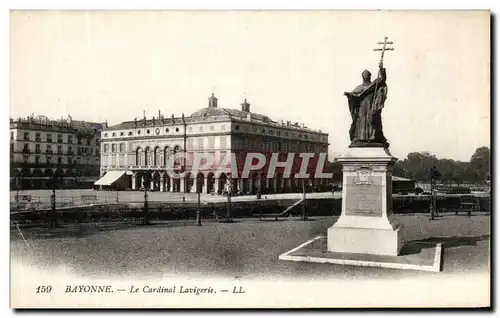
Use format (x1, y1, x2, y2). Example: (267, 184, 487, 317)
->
(160, 172, 165, 192)
(168, 178, 173, 192)
(214, 178, 219, 194)
(191, 177, 197, 193)
(283, 178, 289, 193)
(204, 176, 208, 194)
(238, 179, 244, 194)
(180, 177, 185, 193)
(131, 172, 136, 190)
(150, 177, 154, 190)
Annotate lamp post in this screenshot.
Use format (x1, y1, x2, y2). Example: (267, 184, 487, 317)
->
(196, 190, 202, 226)
(226, 179, 232, 223)
(16, 173, 20, 213)
(143, 174, 150, 225)
(50, 172, 59, 227)
(301, 179, 308, 221)
(429, 165, 441, 220)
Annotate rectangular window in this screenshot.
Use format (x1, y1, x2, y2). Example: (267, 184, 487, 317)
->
(57, 145, 62, 154)
(119, 154, 124, 167)
(35, 144, 41, 153)
(198, 138, 204, 150)
(47, 156, 52, 164)
(111, 144, 117, 153)
(46, 133, 52, 142)
(68, 136, 73, 144)
(35, 156, 40, 164)
(24, 132, 29, 141)
(119, 143, 125, 153)
(10, 132, 13, 140)
(111, 155, 117, 166)
(57, 134, 63, 143)
(104, 144, 109, 153)
(207, 136, 215, 149)
(219, 136, 226, 148)
(58, 157, 62, 165)
(10, 143, 13, 152)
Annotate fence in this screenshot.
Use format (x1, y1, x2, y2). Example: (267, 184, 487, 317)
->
(10, 194, 118, 212)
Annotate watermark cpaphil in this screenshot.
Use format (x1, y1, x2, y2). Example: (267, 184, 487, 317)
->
(160, 152, 333, 179)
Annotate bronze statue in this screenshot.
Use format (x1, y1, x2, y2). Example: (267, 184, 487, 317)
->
(344, 37, 394, 149)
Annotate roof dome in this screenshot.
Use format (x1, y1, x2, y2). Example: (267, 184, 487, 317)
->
(190, 107, 231, 118)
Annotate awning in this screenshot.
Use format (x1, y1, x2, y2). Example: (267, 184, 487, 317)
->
(94, 171, 126, 186)
(392, 176, 414, 182)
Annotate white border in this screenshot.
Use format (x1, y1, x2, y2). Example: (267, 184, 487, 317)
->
(3, 0, 496, 316)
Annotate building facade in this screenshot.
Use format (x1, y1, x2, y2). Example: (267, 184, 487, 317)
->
(10, 115, 106, 190)
(97, 94, 330, 194)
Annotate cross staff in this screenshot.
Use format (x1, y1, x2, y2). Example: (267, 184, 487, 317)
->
(373, 36, 394, 68)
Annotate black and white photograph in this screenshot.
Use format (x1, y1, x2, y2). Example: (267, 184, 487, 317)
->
(9, 9, 491, 308)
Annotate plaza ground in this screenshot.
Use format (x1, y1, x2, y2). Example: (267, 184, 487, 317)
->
(10, 188, 340, 205)
(11, 214, 490, 280)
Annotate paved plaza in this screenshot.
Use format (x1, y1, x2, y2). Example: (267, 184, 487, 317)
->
(11, 214, 490, 280)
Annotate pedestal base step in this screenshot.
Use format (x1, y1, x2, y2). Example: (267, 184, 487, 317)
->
(278, 236, 442, 272)
(327, 224, 404, 256)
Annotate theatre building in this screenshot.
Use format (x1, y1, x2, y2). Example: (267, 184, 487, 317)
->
(96, 94, 330, 194)
(10, 115, 105, 190)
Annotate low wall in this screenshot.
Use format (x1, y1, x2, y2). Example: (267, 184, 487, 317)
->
(10, 195, 490, 225)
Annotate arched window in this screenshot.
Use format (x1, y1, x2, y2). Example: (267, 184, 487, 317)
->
(144, 147, 151, 166)
(154, 146, 161, 166)
(136, 147, 143, 166)
(163, 146, 171, 166)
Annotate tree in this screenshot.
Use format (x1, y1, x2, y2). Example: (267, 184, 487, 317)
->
(467, 146, 490, 184)
(395, 152, 438, 181)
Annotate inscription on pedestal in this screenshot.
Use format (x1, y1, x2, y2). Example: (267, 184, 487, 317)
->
(345, 175, 383, 217)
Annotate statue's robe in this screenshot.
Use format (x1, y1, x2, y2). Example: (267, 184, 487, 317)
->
(345, 68, 389, 148)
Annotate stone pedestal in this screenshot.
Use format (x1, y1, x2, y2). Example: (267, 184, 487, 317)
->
(327, 147, 404, 256)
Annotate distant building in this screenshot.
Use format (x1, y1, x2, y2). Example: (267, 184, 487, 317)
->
(392, 176, 416, 194)
(96, 94, 330, 193)
(10, 115, 106, 190)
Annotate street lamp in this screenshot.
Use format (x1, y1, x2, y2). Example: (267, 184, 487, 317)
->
(226, 179, 232, 223)
(429, 165, 441, 220)
(49, 171, 61, 227)
(143, 174, 151, 225)
(196, 188, 202, 226)
(301, 179, 308, 221)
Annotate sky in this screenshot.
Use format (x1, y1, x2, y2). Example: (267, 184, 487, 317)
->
(10, 10, 490, 162)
